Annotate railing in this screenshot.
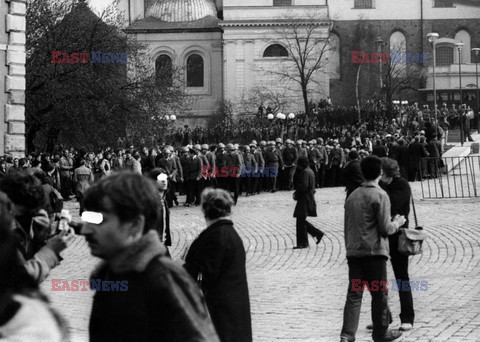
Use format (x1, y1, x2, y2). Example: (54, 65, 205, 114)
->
(419, 156, 480, 199)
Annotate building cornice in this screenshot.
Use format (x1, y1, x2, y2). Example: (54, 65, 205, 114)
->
(220, 20, 331, 28)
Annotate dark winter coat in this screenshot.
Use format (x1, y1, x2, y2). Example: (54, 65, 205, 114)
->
(342, 160, 365, 198)
(89, 230, 219, 342)
(293, 166, 317, 218)
(184, 219, 252, 342)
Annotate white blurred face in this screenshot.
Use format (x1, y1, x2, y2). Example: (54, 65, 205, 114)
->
(157, 173, 168, 191)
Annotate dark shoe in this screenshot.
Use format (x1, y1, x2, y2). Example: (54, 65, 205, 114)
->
(314, 232, 324, 245)
(375, 329, 402, 342)
(340, 338, 352, 342)
(366, 323, 374, 330)
(293, 245, 308, 249)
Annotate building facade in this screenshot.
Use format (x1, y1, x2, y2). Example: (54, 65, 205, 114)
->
(1, 0, 26, 157)
(329, 0, 480, 106)
(118, 0, 480, 124)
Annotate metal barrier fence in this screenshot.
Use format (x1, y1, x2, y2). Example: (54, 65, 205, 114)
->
(419, 156, 480, 199)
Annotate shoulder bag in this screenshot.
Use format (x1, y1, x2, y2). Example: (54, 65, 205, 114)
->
(398, 195, 426, 256)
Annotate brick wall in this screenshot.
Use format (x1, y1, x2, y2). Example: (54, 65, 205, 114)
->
(329, 18, 480, 107)
(2, 0, 26, 157)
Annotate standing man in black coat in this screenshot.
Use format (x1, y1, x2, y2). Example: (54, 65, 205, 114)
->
(342, 150, 365, 199)
(292, 157, 324, 249)
(184, 188, 252, 342)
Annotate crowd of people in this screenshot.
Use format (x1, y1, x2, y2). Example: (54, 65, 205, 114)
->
(0, 98, 475, 341)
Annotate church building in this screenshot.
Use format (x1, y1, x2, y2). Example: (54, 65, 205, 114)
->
(118, 0, 333, 125)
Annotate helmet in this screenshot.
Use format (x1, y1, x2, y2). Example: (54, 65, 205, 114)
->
(275, 138, 283, 144)
(285, 139, 293, 145)
(201, 144, 209, 150)
(296, 140, 302, 145)
(182, 146, 189, 152)
(194, 144, 201, 151)
(260, 141, 267, 147)
(249, 143, 257, 148)
(218, 143, 226, 149)
(226, 143, 234, 150)
(244, 146, 250, 152)
(317, 138, 323, 145)
(251, 140, 258, 145)
(309, 140, 316, 145)
(268, 141, 275, 146)
(234, 144, 239, 150)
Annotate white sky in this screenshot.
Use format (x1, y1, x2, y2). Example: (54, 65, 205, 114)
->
(88, 0, 114, 14)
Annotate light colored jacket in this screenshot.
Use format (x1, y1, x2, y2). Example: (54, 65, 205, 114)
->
(344, 183, 398, 258)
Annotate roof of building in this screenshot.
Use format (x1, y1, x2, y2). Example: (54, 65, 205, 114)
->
(125, 15, 221, 33)
(145, 0, 218, 22)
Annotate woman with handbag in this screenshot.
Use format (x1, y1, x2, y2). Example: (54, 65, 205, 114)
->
(380, 158, 415, 332)
(184, 188, 252, 342)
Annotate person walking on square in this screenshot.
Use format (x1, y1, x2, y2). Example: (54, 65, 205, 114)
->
(292, 157, 324, 249)
(340, 155, 406, 342)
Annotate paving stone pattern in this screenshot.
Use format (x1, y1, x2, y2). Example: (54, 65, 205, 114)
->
(41, 181, 480, 342)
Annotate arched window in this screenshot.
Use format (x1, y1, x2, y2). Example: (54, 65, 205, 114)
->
(155, 55, 173, 87)
(389, 31, 407, 75)
(187, 54, 204, 87)
(263, 44, 288, 58)
(455, 30, 471, 63)
(436, 46, 454, 66)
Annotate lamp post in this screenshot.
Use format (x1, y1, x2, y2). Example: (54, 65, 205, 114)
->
(287, 112, 295, 139)
(472, 48, 480, 133)
(375, 37, 386, 91)
(276, 112, 286, 140)
(427, 33, 439, 134)
(455, 42, 465, 146)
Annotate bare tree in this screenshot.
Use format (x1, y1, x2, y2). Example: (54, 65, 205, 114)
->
(383, 42, 427, 115)
(258, 11, 333, 114)
(239, 86, 289, 114)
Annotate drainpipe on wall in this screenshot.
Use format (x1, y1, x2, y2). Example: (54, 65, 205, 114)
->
(420, 0, 424, 54)
(128, 0, 131, 25)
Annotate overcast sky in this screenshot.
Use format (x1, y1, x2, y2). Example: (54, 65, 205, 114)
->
(88, 0, 114, 14)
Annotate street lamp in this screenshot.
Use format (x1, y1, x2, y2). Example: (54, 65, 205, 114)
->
(472, 48, 480, 133)
(375, 37, 387, 90)
(427, 32, 439, 133)
(455, 42, 465, 146)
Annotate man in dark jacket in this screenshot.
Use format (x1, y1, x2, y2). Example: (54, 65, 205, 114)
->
(342, 150, 364, 199)
(282, 139, 297, 190)
(292, 157, 324, 249)
(81, 172, 219, 342)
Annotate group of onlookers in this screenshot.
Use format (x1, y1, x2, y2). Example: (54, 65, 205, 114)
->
(0, 164, 252, 341)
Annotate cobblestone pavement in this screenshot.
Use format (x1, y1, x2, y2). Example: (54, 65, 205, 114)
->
(41, 181, 480, 342)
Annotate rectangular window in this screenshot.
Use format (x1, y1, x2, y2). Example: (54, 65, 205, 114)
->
(434, 0, 453, 7)
(354, 0, 373, 9)
(273, 0, 292, 5)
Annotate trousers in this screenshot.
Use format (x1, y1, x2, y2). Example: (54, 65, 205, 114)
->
(341, 256, 391, 342)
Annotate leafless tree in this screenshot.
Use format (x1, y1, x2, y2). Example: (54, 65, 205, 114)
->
(257, 11, 333, 114)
